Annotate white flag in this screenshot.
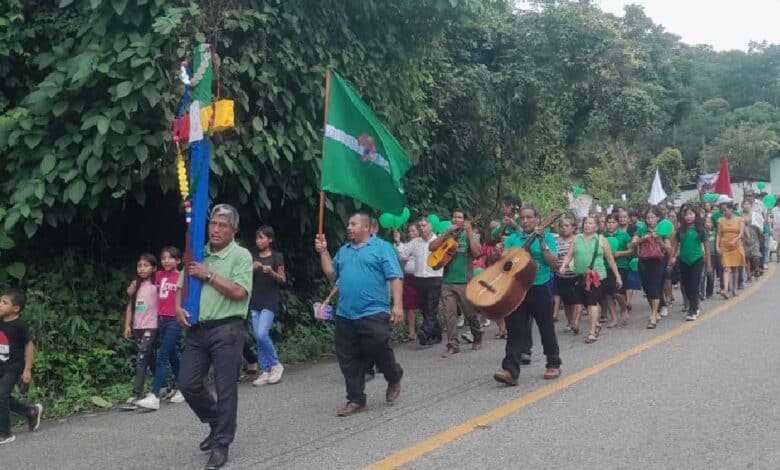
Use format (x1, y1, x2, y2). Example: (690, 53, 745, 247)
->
(648, 168, 668, 205)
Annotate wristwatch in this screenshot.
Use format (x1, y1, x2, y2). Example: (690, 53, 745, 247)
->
(206, 271, 215, 283)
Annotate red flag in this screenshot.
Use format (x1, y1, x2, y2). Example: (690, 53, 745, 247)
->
(713, 155, 733, 197)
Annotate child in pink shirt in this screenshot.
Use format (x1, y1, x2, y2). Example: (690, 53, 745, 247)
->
(135, 247, 185, 410)
(123, 253, 159, 407)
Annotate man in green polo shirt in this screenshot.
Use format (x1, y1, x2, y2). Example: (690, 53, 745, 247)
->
(429, 209, 483, 358)
(176, 204, 253, 470)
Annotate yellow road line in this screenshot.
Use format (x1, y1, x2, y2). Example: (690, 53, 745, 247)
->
(367, 265, 775, 469)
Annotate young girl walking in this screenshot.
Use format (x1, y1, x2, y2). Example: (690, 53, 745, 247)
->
(123, 253, 159, 408)
(674, 205, 711, 321)
(250, 226, 287, 386)
(135, 247, 185, 410)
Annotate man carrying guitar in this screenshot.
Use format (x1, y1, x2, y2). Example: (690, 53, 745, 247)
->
(494, 205, 562, 385)
(429, 209, 483, 358)
(488, 195, 522, 244)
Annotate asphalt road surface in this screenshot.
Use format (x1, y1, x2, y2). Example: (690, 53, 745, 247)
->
(6, 265, 778, 469)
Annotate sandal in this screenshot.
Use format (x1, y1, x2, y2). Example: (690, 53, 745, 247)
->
(718, 291, 729, 300)
(584, 333, 598, 344)
(647, 320, 657, 329)
(571, 327, 580, 336)
(594, 325, 602, 337)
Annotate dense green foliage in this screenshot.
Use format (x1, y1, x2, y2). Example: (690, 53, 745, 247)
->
(2, 0, 780, 415)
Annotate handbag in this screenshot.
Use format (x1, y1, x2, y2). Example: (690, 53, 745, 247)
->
(638, 235, 664, 260)
(584, 236, 602, 292)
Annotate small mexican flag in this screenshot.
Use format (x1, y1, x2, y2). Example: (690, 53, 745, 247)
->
(320, 70, 412, 213)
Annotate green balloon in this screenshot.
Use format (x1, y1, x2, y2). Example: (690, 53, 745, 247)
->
(758, 182, 766, 190)
(607, 236, 619, 252)
(428, 214, 441, 227)
(656, 219, 674, 238)
(435, 220, 452, 234)
(379, 213, 395, 229)
(630, 258, 639, 272)
(703, 193, 719, 203)
(399, 207, 411, 224)
(636, 221, 648, 236)
(764, 194, 777, 208)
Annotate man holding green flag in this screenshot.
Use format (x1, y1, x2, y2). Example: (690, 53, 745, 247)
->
(315, 70, 411, 417)
(320, 71, 412, 215)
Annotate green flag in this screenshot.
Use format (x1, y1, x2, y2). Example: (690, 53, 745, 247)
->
(321, 71, 412, 213)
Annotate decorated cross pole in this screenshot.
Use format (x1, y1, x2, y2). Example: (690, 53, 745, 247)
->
(173, 44, 233, 325)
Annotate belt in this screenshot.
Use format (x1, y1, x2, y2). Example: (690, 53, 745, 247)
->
(192, 316, 242, 330)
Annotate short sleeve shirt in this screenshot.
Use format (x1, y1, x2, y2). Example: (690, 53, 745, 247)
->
(442, 232, 480, 284)
(0, 317, 29, 374)
(504, 230, 558, 286)
(609, 230, 633, 270)
(178, 241, 254, 322)
(333, 236, 403, 320)
(249, 251, 284, 312)
(678, 227, 705, 265)
(133, 280, 159, 329)
(156, 270, 181, 317)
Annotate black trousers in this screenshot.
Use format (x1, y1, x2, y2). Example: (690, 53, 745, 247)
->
(179, 318, 245, 448)
(415, 276, 443, 340)
(0, 371, 30, 434)
(679, 259, 704, 312)
(502, 282, 561, 378)
(335, 314, 403, 406)
(639, 258, 665, 300)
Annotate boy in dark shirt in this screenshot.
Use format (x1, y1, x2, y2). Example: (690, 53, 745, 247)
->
(0, 288, 42, 444)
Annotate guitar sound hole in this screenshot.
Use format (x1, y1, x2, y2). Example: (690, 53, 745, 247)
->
(502, 261, 513, 271)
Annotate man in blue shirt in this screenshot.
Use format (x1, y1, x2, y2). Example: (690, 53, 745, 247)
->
(315, 212, 404, 417)
(494, 205, 562, 385)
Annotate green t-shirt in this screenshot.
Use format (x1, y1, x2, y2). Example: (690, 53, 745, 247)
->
(573, 234, 607, 278)
(607, 230, 632, 270)
(177, 240, 253, 321)
(442, 232, 473, 284)
(490, 218, 520, 239)
(678, 227, 705, 265)
(504, 230, 558, 285)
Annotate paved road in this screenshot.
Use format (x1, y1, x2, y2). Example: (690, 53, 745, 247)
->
(6, 266, 779, 469)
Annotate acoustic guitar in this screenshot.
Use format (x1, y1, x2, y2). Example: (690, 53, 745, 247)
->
(427, 216, 480, 270)
(466, 210, 563, 319)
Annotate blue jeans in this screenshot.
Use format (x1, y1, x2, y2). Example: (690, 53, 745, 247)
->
(251, 309, 280, 372)
(152, 316, 182, 395)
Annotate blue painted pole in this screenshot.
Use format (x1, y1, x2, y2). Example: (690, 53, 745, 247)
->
(183, 139, 210, 324)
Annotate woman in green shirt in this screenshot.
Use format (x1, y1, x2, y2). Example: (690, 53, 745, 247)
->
(559, 215, 622, 344)
(603, 214, 632, 328)
(673, 204, 712, 320)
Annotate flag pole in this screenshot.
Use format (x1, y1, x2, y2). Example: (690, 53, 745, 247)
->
(318, 68, 332, 236)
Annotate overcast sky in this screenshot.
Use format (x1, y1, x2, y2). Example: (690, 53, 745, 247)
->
(595, 0, 780, 51)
